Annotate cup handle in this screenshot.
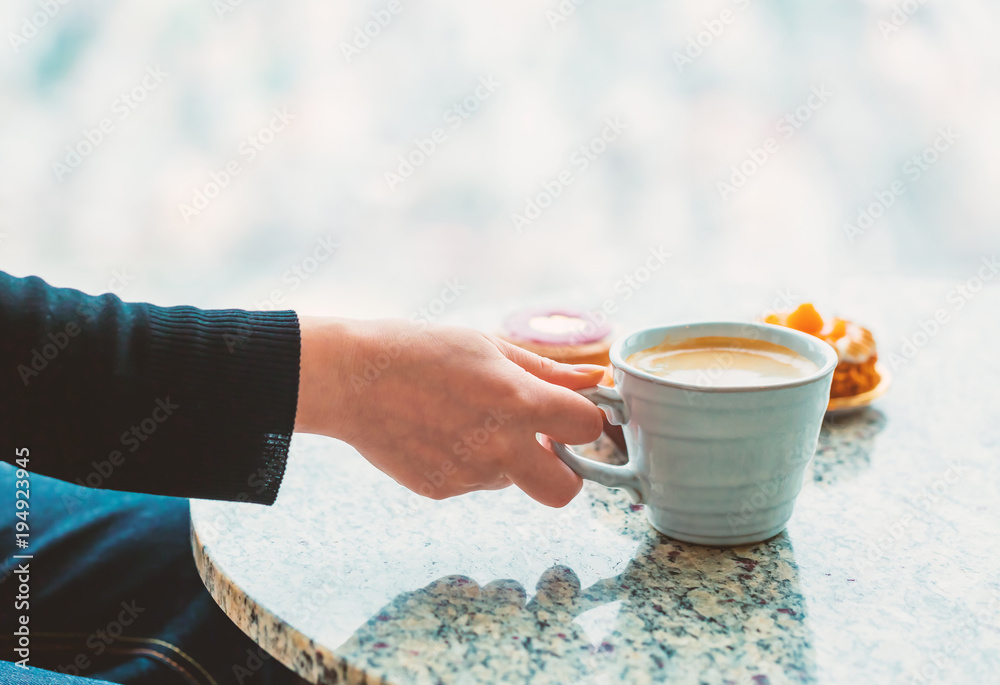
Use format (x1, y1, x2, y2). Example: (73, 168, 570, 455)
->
(549, 385, 644, 504)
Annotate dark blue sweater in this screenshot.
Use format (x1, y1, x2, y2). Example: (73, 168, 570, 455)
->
(0, 272, 299, 505)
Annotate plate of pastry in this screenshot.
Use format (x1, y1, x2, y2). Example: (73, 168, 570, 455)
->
(764, 303, 890, 415)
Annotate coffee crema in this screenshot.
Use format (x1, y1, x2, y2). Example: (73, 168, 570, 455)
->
(626, 335, 818, 388)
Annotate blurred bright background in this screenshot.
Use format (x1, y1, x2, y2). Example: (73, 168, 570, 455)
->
(1, 0, 998, 327)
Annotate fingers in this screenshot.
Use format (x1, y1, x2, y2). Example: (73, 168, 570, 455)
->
(526, 381, 604, 446)
(505, 438, 583, 508)
(492, 337, 606, 389)
(488, 334, 605, 445)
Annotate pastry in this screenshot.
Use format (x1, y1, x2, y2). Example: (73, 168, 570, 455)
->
(765, 303, 881, 398)
(499, 307, 614, 366)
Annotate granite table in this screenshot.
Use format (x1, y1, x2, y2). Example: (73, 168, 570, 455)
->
(191, 283, 1000, 684)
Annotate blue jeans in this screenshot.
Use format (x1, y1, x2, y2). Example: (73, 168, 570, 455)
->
(0, 463, 301, 685)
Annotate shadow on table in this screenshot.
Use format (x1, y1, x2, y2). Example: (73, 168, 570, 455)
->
(812, 407, 888, 485)
(335, 533, 815, 684)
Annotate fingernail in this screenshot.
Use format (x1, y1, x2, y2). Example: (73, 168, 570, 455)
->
(573, 364, 606, 374)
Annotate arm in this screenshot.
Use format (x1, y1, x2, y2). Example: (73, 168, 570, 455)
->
(1, 271, 605, 507)
(0, 271, 299, 504)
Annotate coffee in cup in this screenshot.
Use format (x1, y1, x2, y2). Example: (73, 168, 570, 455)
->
(625, 335, 819, 388)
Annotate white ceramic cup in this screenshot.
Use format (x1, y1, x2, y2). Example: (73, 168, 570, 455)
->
(551, 322, 838, 546)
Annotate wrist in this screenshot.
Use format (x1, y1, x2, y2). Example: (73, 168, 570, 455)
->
(294, 315, 360, 438)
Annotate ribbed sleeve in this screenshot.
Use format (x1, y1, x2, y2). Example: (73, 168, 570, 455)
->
(0, 272, 300, 504)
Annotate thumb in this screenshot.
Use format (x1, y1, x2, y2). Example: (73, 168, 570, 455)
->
(492, 337, 606, 389)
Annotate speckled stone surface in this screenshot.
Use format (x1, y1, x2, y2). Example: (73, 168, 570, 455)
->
(192, 286, 1000, 685)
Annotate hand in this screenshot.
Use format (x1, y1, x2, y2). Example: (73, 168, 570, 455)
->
(294, 317, 605, 507)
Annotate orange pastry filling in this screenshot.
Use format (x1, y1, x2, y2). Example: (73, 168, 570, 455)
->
(766, 303, 881, 398)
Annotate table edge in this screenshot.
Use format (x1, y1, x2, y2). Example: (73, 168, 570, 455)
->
(189, 510, 394, 685)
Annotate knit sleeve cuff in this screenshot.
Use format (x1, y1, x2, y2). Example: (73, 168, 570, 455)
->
(144, 307, 300, 505)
